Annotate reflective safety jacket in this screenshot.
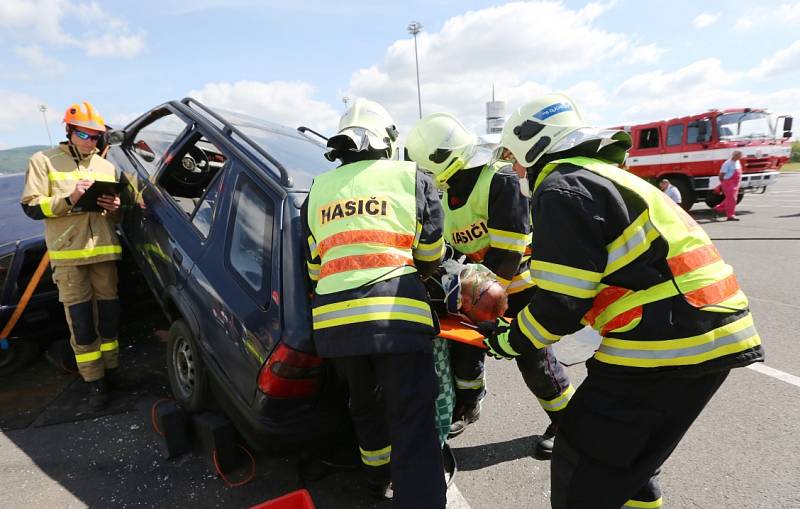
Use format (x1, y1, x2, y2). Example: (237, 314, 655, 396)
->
(443, 162, 533, 295)
(20, 144, 122, 267)
(508, 155, 763, 374)
(302, 160, 445, 357)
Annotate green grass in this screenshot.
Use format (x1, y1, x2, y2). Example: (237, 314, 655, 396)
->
(0, 145, 49, 174)
(780, 162, 800, 172)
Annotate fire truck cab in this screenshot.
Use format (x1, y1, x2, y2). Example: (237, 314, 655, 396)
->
(622, 108, 793, 210)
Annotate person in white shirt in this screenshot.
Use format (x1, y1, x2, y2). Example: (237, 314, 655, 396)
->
(659, 179, 682, 204)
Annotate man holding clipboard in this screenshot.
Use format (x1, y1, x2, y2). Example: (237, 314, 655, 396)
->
(20, 102, 124, 411)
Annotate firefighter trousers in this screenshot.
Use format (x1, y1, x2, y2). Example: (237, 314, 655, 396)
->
(508, 291, 574, 423)
(333, 346, 447, 509)
(52, 261, 120, 382)
(551, 368, 730, 509)
(450, 340, 486, 408)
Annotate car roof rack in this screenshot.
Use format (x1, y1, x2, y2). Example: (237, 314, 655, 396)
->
(297, 126, 329, 143)
(179, 97, 293, 188)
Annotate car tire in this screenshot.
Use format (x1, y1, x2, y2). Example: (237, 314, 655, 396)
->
(0, 338, 42, 377)
(166, 319, 209, 412)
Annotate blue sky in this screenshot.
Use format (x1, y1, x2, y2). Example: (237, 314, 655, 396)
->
(1, 0, 798, 148)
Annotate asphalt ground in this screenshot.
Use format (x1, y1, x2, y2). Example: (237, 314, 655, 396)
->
(1, 175, 798, 508)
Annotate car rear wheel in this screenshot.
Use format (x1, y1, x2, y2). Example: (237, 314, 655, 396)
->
(166, 320, 209, 412)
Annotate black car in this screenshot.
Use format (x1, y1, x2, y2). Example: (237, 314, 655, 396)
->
(0, 174, 66, 376)
(106, 98, 349, 450)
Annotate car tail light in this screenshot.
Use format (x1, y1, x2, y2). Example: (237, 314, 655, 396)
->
(258, 343, 324, 398)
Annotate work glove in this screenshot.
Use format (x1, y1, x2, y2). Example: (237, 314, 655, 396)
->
(478, 317, 519, 360)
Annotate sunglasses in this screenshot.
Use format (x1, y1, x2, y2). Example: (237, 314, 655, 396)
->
(73, 129, 102, 141)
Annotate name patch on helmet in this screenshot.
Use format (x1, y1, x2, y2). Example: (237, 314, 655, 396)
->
(318, 196, 390, 225)
(532, 102, 573, 121)
(451, 221, 489, 245)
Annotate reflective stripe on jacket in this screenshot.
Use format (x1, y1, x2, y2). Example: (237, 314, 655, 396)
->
(20, 144, 122, 267)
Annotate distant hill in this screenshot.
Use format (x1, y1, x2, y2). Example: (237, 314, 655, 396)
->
(0, 145, 50, 174)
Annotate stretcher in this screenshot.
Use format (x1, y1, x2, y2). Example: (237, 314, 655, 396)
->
(437, 315, 488, 349)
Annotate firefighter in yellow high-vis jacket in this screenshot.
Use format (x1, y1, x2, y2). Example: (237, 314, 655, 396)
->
(20, 102, 123, 411)
(301, 98, 447, 508)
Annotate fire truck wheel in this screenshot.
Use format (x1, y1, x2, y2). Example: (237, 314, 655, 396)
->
(737, 192, 744, 204)
(669, 177, 695, 211)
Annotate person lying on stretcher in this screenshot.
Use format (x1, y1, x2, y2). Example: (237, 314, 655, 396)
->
(426, 258, 509, 325)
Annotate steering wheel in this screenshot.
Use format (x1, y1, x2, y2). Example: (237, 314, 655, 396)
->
(170, 146, 210, 186)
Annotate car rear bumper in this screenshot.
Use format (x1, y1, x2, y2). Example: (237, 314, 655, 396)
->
(208, 369, 351, 453)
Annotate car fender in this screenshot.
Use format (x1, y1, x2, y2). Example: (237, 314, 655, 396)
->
(162, 285, 201, 340)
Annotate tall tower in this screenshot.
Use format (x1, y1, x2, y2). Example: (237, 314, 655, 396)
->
(485, 84, 505, 134)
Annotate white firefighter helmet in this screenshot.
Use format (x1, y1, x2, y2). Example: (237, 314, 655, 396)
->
(500, 92, 588, 168)
(405, 112, 492, 188)
(325, 98, 399, 161)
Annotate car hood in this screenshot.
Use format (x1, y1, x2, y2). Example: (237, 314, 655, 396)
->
(0, 173, 44, 249)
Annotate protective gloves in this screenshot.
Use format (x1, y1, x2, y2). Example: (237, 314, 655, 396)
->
(478, 317, 520, 360)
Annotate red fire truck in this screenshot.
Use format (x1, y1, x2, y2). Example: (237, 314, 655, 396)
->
(620, 108, 793, 210)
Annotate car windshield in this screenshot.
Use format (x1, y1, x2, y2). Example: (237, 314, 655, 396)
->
(716, 112, 773, 140)
(215, 109, 337, 190)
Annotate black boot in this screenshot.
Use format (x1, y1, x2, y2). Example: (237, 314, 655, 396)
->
(87, 378, 110, 411)
(532, 422, 556, 460)
(448, 401, 481, 439)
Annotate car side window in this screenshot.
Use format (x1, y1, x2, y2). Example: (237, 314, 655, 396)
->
(666, 124, 684, 146)
(227, 174, 274, 294)
(156, 131, 229, 218)
(130, 110, 190, 176)
(191, 171, 224, 239)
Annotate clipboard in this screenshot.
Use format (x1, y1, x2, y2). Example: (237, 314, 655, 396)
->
(72, 180, 125, 213)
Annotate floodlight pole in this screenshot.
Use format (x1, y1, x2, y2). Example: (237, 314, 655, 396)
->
(39, 105, 53, 147)
(408, 21, 423, 119)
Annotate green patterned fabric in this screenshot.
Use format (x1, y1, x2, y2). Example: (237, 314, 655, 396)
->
(433, 337, 455, 446)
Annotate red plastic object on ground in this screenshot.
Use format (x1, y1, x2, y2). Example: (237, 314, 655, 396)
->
(249, 489, 315, 509)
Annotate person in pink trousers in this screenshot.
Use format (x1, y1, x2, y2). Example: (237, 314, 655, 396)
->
(715, 150, 743, 221)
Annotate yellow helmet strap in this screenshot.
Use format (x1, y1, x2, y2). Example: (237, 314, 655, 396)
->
(435, 158, 465, 188)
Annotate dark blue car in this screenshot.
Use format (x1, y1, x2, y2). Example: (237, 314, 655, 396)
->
(0, 173, 67, 376)
(107, 98, 349, 450)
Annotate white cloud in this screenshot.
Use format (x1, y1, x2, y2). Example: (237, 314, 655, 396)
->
(0, 0, 145, 58)
(345, 1, 662, 135)
(610, 59, 800, 127)
(107, 112, 142, 128)
(734, 17, 753, 31)
(733, 3, 800, 30)
(692, 12, 720, 28)
(748, 41, 800, 78)
(14, 45, 66, 75)
(188, 80, 340, 134)
(0, 91, 49, 131)
(624, 43, 668, 65)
